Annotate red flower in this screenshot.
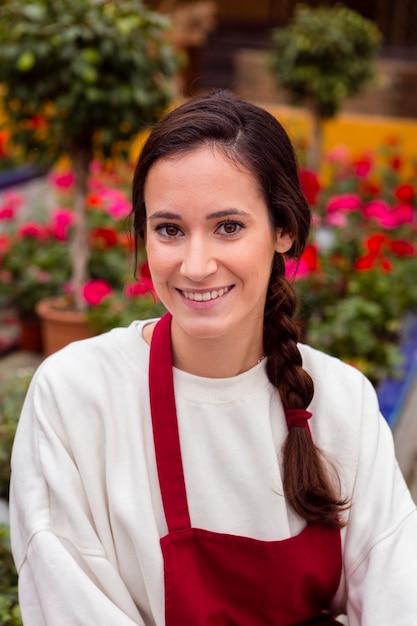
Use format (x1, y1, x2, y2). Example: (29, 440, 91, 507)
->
(86, 193, 103, 207)
(0, 130, 11, 158)
(394, 183, 414, 204)
(299, 169, 320, 205)
(359, 180, 380, 197)
(27, 114, 48, 130)
(389, 155, 402, 171)
(140, 261, 152, 280)
(90, 227, 118, 248)
(286, 244, 319, 279)
(125, 282, 151, 298)
(365, 233, 389, 255)
(390, 239, 416, 256)
(82, 280, 113, 306)
(0, 234, 11, 255)
(355, 254, 392, 273)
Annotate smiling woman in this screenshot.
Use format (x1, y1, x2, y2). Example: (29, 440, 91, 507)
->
(142, 146, 292, 373)
(9, 91, 417, 626)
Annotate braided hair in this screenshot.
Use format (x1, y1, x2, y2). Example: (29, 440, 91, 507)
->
(131, 90, 349, 527)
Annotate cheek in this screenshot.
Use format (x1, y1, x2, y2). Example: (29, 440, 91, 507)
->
(145, 242, 176, 280)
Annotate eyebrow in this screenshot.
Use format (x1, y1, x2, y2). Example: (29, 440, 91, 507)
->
(147, 209, 250, 221)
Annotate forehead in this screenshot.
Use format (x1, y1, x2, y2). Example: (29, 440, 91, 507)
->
(145, 146, 260, 197)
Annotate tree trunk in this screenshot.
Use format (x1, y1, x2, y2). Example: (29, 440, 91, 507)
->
(67, 139, 93, 312)
(306, 104, 324, 172)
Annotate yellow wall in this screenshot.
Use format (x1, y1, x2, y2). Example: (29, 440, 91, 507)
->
(264, 103, 417, 170)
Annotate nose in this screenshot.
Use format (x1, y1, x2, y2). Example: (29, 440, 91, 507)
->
(180, 237, 217, 282)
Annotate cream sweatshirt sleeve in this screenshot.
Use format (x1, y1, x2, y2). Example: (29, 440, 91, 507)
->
(341, 374, 417, 624)
(9, 367, 146, 626)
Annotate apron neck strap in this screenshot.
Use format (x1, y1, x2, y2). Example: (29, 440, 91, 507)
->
(149, 313, 192, 532)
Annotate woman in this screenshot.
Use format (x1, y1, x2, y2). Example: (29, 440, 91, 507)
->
(10, 91, 417, 625)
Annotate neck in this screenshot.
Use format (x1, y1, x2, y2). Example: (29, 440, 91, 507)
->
(170, 319, 265, 378)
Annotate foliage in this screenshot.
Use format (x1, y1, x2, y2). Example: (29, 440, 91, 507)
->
(268, 4, 381, 169)
(0, 371, 33, 500)
(0, 190, 71, 317)
(0, 0, 178, 165)
(0, 0, 179, 310)
(0, 526, 21, 626)
(292, 139, 417, 385)
(268, 4, 381, 119)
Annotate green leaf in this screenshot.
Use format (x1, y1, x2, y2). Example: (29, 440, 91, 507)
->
(16, 50, 35, 71)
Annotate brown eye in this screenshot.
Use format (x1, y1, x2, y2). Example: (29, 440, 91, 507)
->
(165, 225, 179, 237)
(217, 221, 243, 236)
(156, 224, 182, 238)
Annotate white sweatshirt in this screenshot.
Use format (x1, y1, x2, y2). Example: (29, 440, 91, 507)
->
(9, 320, 417, 625)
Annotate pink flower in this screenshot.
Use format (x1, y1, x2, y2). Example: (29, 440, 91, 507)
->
(50, 171, 75, 189)
(326, 193, 361, 214)
(0, 206, 14, 220)
(325, 144, 351, 164)
(17, 222, 47, 239)
(82, 280, 113, 306)
(353, 153, 373, 177)
(326, 212, 347, 227)
(0, 191, 24, 220)
(49, 208, 74, 240)
(391, 203, 414, 225)
(285, 244, 319, 279)
(364, 200, 414, 228)
(100, 187, 131, 218)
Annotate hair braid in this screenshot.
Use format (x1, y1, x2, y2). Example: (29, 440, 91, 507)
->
(264, 255, 349, 528)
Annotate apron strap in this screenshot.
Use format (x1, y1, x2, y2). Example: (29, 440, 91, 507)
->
(149, 312, 192, 532)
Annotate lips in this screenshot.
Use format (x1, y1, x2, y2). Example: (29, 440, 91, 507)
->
(181, 286, 231, 302)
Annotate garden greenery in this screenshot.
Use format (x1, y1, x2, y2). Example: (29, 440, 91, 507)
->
(268, 4, 381, 169)
(0, 0, 180, 310)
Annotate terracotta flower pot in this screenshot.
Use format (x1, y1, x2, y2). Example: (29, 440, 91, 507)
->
(35, 295, 95, 356)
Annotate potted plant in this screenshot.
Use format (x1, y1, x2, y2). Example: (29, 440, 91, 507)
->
(268, 5, 381, 170)
(0, 0, 179, 337)
(0, 161, 165, 354)
(290, 138, 417, 387)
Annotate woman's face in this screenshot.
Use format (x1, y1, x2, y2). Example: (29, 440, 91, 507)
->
(144, 146, 293, 343)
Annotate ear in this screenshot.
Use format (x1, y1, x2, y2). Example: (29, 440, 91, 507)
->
(274, 230, 295, 254)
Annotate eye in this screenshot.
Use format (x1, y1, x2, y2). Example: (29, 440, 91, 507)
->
(155, 223, 182, 238)
(216, 221, 244, 236)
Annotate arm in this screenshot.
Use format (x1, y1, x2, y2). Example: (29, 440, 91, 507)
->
(342, 376, 417, 625)
(9, 366, 147, 626)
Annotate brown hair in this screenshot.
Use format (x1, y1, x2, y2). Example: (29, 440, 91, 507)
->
(131, 90, 348, 527)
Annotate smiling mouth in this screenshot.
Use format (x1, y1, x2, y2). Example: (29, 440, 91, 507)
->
(181, 286, 232, 302)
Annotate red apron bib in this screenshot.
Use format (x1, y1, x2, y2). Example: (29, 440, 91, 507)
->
(149, 313, 343, 625)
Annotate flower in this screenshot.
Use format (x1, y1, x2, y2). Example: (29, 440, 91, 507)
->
(293, 138, 417, 385)
(0, 160, 164, 332)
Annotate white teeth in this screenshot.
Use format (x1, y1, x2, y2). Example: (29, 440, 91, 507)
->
(182, 287, 229, 301)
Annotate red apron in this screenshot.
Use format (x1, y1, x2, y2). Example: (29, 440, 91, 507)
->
(149, 313, 343, 625)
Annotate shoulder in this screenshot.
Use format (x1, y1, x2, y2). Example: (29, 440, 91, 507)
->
(298, 342, 374, 397)
(297, 342, 382, 444)
(32, 320, 155, 400)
